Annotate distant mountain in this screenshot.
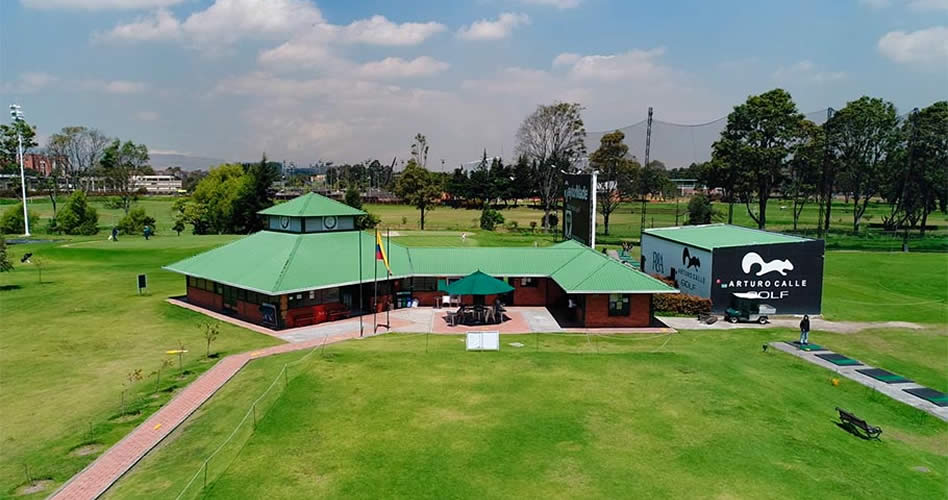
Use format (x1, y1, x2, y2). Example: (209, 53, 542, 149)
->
(150, 153, 228, 172)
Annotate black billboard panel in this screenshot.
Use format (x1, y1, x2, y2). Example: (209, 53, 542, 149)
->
(710, 240, 824, 314)
(563, 173, 595, 247)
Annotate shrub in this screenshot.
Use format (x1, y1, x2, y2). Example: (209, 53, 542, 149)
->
(401, 216, 408, 226)
(653, 293, 712, 315)
(0, 203, 38, 235)
(506, 220, 519, 231)
(57, 191, 99, 235)
(687, 194, 712, 225)
(541, 213, 558, 230)
(529, 221, 537, 231)
(102, 197, 125, 210)
(118, 207, 157, 234)
(480, 208, 505, 231)
(357, 212, 381, 229)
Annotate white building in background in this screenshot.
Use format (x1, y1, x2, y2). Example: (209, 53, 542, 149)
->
(132, 175, 183, 194)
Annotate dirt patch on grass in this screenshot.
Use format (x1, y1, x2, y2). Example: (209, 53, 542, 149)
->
(16, 479, 53, 496)
(69, 443, 103, 457)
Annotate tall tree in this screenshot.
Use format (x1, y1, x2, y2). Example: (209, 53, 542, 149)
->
(786, 120, 823, 231)
(394, 159, 442, 230)
(515, 102, 587, 230)
(236, 155, 279, 232)
(47, 126, 108, 190)
(489, 156, 514, 207)
(0, 120, 38, 170)
(469, 151, 491, 207)
(99, 139, 150, 214)
(636, 160, 669, 230)
(700, 158, 740, 224)
(912, 101, 948, 236)
(713, 89, 804, 229)
(446, 167, 471, 206)
(827, 96, 900, 233)
(589, 130, 638, 235)
(511, 155, 535, 206)
(411, 133, 429, 169)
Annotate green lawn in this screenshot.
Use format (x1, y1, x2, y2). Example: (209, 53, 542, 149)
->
(108, 328, 947, 500)
(0, 233, 276, 498)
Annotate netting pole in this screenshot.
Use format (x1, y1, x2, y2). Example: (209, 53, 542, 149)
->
(639, 107, 653, 241)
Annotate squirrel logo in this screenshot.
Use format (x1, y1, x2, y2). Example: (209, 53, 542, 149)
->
(741, 252, 793, 276)
(682, 248, 701, 270)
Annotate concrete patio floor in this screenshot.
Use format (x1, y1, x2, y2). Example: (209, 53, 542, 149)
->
(168, 300, 674, 343)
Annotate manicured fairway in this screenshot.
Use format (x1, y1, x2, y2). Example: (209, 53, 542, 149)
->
(0, 234, 278, 498)
(108, 329, 947, 500)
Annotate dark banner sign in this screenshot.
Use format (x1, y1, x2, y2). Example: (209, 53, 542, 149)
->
(563, 173, 596, 247)
(710, 240, 824, 314)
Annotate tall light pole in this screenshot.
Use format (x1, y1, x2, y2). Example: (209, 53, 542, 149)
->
(9, 104, 30, 236)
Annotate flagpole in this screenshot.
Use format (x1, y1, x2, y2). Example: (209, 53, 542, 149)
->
(373, 238, 378, 333)
(358, 231, 363, 337)
(386, 226, 391, 329)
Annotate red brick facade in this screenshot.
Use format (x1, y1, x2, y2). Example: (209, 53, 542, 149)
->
(582, 294, 652, 328)
(187, 286, 222, 311)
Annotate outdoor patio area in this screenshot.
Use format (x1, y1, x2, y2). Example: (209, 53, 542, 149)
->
(168, 299, 675, 344)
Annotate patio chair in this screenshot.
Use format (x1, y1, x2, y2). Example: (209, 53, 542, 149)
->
(441, 295, 452, 309)
(446, 306, 464, 327)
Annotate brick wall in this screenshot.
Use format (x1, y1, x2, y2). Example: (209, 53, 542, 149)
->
(187, 286, 222, 311)
(583, 294, 651, 328)
(512, 277, 548, 306)
(235, 300, 263, 324)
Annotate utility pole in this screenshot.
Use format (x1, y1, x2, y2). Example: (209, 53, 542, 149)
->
(9, 104, 30, 236)
(639, 107, 653, 240)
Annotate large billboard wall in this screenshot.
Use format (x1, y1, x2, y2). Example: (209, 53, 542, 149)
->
(710, 240, 824, 314)
(563, 173, 596, 247)
(640, 234, 712, 297)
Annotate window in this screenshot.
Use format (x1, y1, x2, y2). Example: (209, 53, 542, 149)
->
(188, 276, 197, 287)
(411, 277, 439, 292)
(520, 277, 538, 288)
(608, 294, 630, 316)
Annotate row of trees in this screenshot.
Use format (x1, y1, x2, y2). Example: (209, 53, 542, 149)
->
(325, 159, 396, 191)
(701, 90, 946, 235)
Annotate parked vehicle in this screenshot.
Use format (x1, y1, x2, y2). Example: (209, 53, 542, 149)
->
(724, 292, 776, 324)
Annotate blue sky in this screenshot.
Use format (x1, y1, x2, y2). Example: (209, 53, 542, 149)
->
(1, 0, 946, 168)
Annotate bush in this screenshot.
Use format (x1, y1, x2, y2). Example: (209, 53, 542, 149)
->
(0, 202, 38, 235)
(506, 220, 519, 231)
(57, 191, 99, 235)
(401, 216, 408, 226)
(480, 208, 505, 231)
(653, 293, 712, 315)
(687, 194, 712, 225)
(357, 212, 381, 229)
(102, 197, 125, 210)
(541, 213, 558, 230)
(117, 207, 157, 234)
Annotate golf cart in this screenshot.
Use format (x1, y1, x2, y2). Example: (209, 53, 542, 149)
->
(724, 292, 776, 324)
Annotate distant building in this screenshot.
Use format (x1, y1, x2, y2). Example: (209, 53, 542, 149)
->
(669, 178, 699, 196)
(23, 154, 62, 176)
(132, 175, 183, 194)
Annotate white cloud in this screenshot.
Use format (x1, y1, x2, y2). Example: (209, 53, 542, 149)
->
(97, 8, 180, 42)
(861, 0, 948, 9)
(0, 72, 59, 94)
(773, 60, 846, 83)
(357, 57, 449, 79)
(136, 111, 160, 121)
(338, 15, 446, 46)
(520, 0, 581, 9)
(878, 26, 948, 64)
(457, 12, 530, 41)
(552, 53, 581, 67)
(101, 0, 325, 45)
(22, 0, 184, 9)
(76, 79, 148, 93)
(553, 48, 670, 81)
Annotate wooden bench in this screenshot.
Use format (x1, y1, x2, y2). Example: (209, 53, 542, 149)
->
(836, 407, 882, 439)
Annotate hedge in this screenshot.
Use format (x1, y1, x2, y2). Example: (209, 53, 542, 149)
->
(651, 274, 712, 314)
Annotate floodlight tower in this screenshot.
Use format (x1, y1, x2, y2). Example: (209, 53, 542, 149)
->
(9, 104, 30, 236)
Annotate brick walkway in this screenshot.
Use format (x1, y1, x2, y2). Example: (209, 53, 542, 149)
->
(48, 332, 358, 500)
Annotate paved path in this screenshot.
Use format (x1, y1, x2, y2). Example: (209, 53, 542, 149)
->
(48, 332, 358, 500)
(770, 341, 948, 422)
(661, 316, 923, 334)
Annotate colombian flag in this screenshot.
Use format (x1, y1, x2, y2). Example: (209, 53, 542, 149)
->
(375, 229, 391, 274)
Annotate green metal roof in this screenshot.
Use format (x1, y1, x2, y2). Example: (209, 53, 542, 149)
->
(258, 192, 366, 217)
(164, 231, 677, 295)
(643, 224, 810, 251)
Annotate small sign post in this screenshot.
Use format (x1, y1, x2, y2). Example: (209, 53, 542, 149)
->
(137, 274, 147, 295)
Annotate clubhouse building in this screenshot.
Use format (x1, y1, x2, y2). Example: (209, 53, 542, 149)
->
(164, 193, 677, 330)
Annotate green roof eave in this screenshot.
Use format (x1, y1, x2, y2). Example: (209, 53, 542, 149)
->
(642, 224, 811, 251)
(258, 192, 366, 217)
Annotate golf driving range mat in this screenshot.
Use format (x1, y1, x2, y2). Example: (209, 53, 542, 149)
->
(856, 368, 913, 384)
(903, 387, 948, 407)
(786, 341, 825, 352)
(814, 353, 862, 366)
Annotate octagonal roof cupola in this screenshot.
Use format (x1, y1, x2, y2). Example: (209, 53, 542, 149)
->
(258, 192, 365, 233)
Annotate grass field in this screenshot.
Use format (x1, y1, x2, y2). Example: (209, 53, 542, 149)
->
(1, 223, 945, 498)
(0, 234, 276, 498)
(4, 195, 947, 252)
(108, 328, 947, 500)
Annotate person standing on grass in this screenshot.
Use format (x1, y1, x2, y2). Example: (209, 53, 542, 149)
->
(111, 226, 119, 242)
(799, 314, 810, 345)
